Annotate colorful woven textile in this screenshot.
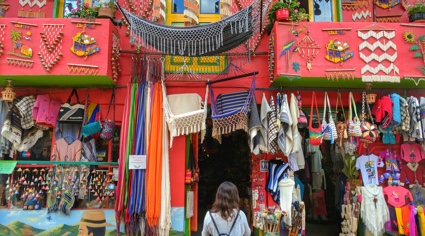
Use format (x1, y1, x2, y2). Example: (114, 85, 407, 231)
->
(210, 77, 255, 143)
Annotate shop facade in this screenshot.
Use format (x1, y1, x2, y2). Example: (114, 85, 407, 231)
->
(0, 0, 424, 236)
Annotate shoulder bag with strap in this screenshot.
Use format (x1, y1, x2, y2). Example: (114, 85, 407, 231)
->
(360, 92, 378, 144)
(322, 92, 337, 144)
(308, 91, 322, 146)
(209, 210, 240, 236)
(335, 92, 348, 147)
(57, 88, 85, 124)
(347, 92, 362, 137)
(100, 88, 116, 141)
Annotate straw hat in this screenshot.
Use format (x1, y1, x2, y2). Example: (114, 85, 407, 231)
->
(75, 210, 113, 228)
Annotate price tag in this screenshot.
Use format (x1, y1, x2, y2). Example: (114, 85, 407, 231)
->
(129, 155, 147, 170)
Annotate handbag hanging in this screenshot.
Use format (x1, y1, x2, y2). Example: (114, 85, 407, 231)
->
(297, 91, 308, 129)
(335, 92, 348, 146)
(100, 89, 116, 141)
(309, 92, 322, 146)
(360, 92, 378, 144)
(82, 92, 102, 137)
(322, 92, 337, 144)
(185, 141, 199, 185)
(347, 92, 362, 137)
(57, 89, 85, 124)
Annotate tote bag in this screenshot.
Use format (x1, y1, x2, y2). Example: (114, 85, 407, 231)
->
(309, 92, 322, 146)
(322, 92, 337, 144)
(57, 89, 85, 124)
(347, 92, 362, 137)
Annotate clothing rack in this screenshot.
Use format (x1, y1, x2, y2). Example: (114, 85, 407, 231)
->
(256, 87, 425, 94)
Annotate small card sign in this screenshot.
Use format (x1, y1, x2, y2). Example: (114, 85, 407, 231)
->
(129, 155, 146, 170)
(260, 160, 269, 172)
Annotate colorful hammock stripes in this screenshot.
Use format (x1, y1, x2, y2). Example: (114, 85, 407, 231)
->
(146, 83, 163, 227)
(115, 83, 132, 232)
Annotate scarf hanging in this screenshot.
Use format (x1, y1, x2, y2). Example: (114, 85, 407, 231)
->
(146, 82, 164, 227)
(115, 83, 132, 232)
(159, 94, 171, 235)
(129, 83, 147, 235)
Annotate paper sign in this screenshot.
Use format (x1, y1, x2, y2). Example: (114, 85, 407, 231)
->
(0, 161, 17, 174)
(112, 168, 119, 181)
(129, 155, 146, 170)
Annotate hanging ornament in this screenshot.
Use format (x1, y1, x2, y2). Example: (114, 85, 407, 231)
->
(296, 30, 321, 71)
(38, 24, 64, 72)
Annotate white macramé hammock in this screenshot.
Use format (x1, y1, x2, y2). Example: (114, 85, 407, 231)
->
(161, 80, 208, 147)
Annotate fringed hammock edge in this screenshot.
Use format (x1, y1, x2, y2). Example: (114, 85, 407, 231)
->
(117, 2, 257, 56)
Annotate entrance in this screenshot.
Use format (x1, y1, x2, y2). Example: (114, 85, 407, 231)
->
(193, 130, 252, 235)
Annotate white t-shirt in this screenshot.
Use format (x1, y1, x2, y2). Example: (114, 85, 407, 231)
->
(202, 209, 251, 236)
(356, 154, 379, 186)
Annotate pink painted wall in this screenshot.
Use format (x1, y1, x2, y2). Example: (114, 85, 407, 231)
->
(274, 21, 425, 80)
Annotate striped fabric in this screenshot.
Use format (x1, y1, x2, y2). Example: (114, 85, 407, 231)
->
(268, 96, 279, 154)
(216, 91, 249, 115)
(266, 161, 289, 204)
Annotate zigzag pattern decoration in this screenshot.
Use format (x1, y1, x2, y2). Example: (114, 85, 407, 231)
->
(362, 75, 400, 83)
(352, 10, 371, 21)
(6, 57, 33, 67)
(404, 76, 425, 86)
(342, 0, 370, 10)
(376, 16, 402, 23)
(359, 41, 397, 51)
(325, 70, 355, 81)
(358, 30, 395, 40)
(361, 63, 399, 74)
(359, 52, 398, 63)
(18, 0, 46, 8)
(67, 63, 99, 75)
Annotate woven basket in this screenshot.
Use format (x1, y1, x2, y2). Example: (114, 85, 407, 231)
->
(366, 93, 376, 104)
(2, 81, 15, 102)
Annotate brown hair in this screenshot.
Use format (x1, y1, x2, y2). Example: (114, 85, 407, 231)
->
(211, 181, 240, 220)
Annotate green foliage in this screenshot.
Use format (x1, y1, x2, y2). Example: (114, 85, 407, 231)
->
(414, 52, 423, 58)
(268, 1, 309, 22)
(65, 3, 99, 19)
(408, 3, 425, 17)
(410, 45, 419, 51)
(103, 0, 116, 9)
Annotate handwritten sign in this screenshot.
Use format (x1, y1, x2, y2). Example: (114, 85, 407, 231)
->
(129, 155, 146, 170)
(0, 161, 17, 174)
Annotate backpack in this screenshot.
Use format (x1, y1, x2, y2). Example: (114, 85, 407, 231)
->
(209, 210, 240, 236)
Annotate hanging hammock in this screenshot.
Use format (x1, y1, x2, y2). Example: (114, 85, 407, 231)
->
(162, 80, 208, 147)
(210, 76, 256, 142)
(117, 1, 259, 56)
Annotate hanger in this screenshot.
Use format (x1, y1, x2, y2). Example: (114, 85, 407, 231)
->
(168, 58, 201, 81)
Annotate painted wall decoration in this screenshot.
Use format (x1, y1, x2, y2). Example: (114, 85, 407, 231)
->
(296, 30, 320, 71)
(357, 24, 399, 82)
(0, 24, 5, 57)
(375, 0, 400, 9)
(342, 0, 370, 10)
(325, 68, 356, 81)
(6, 21, 36, 68)
(352, 10, 372, 21)
(70, 31, 100, 59)
(0, 209, 123, 235)
(18, 0, 47, 18)
(325, 39, 354, 64)
(38, 24, 64, 72)
(403, 30, 425, 75)
(67, 63, 99, 75)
